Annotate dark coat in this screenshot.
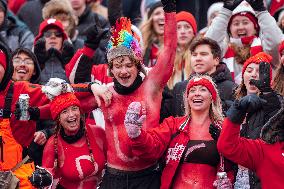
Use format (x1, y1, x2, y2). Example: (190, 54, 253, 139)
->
(0, 11, 34, 51)
(77, 5, 110, 64)
(172, 63, 237, 117)
(17, 0, 49, 35)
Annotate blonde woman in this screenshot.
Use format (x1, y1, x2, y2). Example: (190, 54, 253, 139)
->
(124, 75, 234, 189)
(140, 2, 164, 67)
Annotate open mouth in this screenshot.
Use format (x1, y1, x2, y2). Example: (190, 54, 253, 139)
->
(237, 33, 247, 38)
(192, 99, 204, 105)
(119, 76, 131, 81)
(16, 69, 27, 74)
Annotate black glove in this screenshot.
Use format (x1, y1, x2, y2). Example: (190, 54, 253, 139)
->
(226, 94, 264, 124)
(247, 0, 266, 11)
(14, 103, 40, 121)
(34, 38, 48, 67)
(209, 124, 221, 141)
(250, 62, 272, 93)
(46, 47, 66, 67)
(29, 168, 52, 188)
(161, 0, 176, 13)
(223, 0, 243, 11)
(61, 40, 75, 66)
(85, 25, 109, 50)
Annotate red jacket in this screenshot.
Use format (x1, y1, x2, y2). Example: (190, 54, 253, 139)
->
(131, 116, 232, 189)
(65, 46, 112, 85)
(218, 118, 284, 189)
(0, 81, 95, 146)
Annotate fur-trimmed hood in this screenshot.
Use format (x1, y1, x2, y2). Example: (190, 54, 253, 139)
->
(260, 95, 284, 144)
(42, 0, 77, 37)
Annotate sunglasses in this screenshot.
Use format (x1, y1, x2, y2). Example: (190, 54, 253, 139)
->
(43, 31, 63, 38)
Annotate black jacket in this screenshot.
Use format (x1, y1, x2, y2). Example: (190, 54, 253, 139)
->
(172, 63, 237, 117)
(77, 5, 110, 64)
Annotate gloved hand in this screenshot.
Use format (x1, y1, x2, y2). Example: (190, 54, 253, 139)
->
(14, 103, 40, 121)
(250, 62, 272, 93)
(161, 0, 176, 13)
(124, 102, 146, 139)
(85, 24, 109, 50)
(226, 94, 264, 124)
(247, 0, 266, 11)
(34, 38, 48, 66)
(223, 0, 243, 11)
(29, 167, 52, 188)
(209, 124, 221, 141)
(61, 40, 74, 66)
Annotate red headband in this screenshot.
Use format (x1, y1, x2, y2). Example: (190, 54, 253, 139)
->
(186, 77, 217, 101)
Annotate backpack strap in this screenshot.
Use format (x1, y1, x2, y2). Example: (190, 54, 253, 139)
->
(11, 155, 30, 172)
(2, 82, 14, 118)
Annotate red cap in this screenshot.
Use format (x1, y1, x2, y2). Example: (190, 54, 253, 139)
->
(50, 92, 81, 120)
(176, 11, 197, 34)
(186, 77, 217, 102)
(242, 52, 273, 79)
(34, 18, 68, 44)
(0, 49, 7, 70)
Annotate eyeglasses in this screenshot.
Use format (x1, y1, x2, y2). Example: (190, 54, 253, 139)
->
(12, 58, 34, 65)
(43, 31, 63, 38)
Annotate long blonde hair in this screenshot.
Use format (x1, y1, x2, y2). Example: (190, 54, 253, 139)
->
(272, 64, 284, 96)
(167, 45, 192, 90)
(183, 75, 224, 125)
(140, 16, 163, 54)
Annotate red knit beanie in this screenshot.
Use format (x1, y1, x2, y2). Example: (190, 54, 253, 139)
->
(176, 11, 197, 34)
(34, 18, 68, 45)
(186, 77, 217, 101)
(0, 49, 7, 70)
(50, 92, 81, 120)
(242, 52, 273, 79)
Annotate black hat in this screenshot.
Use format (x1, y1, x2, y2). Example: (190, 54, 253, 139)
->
(147, 1, 163, 18)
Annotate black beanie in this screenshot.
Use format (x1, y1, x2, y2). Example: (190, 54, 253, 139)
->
(11, 48, 41, 84)
(147, 1, 163, 18)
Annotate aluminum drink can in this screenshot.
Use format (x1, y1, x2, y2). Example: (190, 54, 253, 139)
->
(18, 94, 30, 120)
(217, 172, 227, 179)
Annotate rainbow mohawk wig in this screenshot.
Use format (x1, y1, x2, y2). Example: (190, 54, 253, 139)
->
(107, 17, 142, 62)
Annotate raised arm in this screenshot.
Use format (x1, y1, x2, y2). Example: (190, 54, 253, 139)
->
(146, 0, 177, 93)
(205, 0, 242, 57)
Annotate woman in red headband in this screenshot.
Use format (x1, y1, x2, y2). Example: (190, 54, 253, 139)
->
(123, 75, 234, 189)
